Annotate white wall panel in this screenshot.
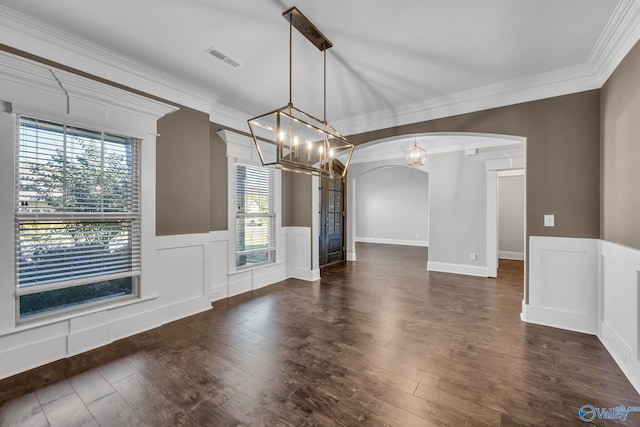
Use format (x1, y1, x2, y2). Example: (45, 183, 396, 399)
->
(229, 271, 252, 297)
(108, 304, 160, 342)
(0, 336, 68, 380)
(286, 227, 319, 281)
(539, 249, 587, 314)
(524, 236, 598, 333)
(156, 245, 206, 302)
(67, 311, 111, 356)
(599, 240, 640, 393)
(252, 264, 287, 290)
(210, 231, 230, 302)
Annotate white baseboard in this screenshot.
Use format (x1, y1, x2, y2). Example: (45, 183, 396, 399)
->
(211, 284, 229, 302)
(521, 303, 597, 334)
(426, 261, 488, 277)
(355, 236, 428, 247)
(291, 268, 320, 282)
(599, 322, 640, 394)
(346, 252, 356, 261)
(498, 250, 525, 260)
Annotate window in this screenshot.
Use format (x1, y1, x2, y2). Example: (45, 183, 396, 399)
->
(235, 164, 275, 268)
(16, 116, 140, 320)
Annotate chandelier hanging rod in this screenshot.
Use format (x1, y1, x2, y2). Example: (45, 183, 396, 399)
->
(283, 7, 333, 122)
(282, 7, 333, 51)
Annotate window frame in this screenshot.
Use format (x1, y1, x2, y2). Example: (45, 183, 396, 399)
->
(233, 163, 277, 270)
(14, 115, 141, 322)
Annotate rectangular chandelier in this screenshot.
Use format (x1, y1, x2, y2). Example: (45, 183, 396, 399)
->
(247, 7, 354, 177)
(248, 104, 353, 176)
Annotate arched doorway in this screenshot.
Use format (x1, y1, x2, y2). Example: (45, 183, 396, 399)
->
(342, 132, 526, 283)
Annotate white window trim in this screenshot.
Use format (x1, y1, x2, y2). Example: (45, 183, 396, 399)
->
(219, 130, 282, 274)
(14, 116, 142, 322)
(0, 50, 176, 331)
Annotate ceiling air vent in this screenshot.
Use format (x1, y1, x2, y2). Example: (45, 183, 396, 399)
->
(206, 47, 243, 68)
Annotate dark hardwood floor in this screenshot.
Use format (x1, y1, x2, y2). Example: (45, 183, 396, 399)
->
(1, 243, 638, 426)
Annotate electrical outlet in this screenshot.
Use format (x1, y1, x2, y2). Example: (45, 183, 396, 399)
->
(544, 214, 555, 227)
(470, 253, 477, 261)
(416, 233, 419, 238)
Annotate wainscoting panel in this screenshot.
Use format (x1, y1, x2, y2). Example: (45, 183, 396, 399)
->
(599, 240, 640, 393)
(228, 271, 252, 297)
(154, 234, 212, 323)
(524, 236, 598, 334)
(67, 311, 111, 356)
(286, 227, 320, 281)
(253, 264, 288, 290)
(156, 243, 206, 303)
(0, 334, 68, 380)
(210, 231, 230, 302)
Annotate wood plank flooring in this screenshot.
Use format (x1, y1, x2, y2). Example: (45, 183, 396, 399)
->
(1, 243, 638, 426)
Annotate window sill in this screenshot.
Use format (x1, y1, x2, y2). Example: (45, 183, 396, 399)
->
(5, 294, 158, 338)
(230, 261, 283, 275)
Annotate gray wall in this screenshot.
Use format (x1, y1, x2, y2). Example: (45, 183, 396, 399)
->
(156, 107, 210, 235)
(428, 151, 487, 267)
(498, 175, 525, 255)
(281, 171, 313, 227)
(0, 46, 220, 237)
(348, 152, 487, 268)
(1, 45, 602, 249)
(355, 166, 428, 242)
(209, 123, 228, 231)
(349, 90, 601, 242)
(601, 40, 640, 250)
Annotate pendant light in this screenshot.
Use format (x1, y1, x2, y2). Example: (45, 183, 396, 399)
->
(405, 139, 427, 166)
(247, 7, 354, 177)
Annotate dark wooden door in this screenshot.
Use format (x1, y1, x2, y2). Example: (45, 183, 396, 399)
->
(319, 172, 344, 266)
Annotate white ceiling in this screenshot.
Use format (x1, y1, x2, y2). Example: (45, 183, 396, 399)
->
(1, 0, 639, 135)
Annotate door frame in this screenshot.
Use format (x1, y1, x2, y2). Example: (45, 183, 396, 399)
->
(486, 168, 526, 278)
(318, 163, 346, 267)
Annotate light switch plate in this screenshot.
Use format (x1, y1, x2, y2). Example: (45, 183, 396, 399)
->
(544, 214, 555, 227)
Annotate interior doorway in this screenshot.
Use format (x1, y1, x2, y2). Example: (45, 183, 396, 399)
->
(497, 171, 525, 262)
(487, 168, 526, 278)
(319, 161, 345, 266)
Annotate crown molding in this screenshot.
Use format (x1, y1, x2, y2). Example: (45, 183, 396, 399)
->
(588, 0, 640, 85)
(0, 50, 177, 140)
(2, 2, 640, 135)
(334, 63, 599, 137)
(0, 5, 215, 113)
(217, 129, 266, 165)
(344, 132, 526, 164)
(210, 103, 251, 134)
(0, 51, 177, 120)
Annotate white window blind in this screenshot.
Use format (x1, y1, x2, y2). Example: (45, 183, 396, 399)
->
(16, 116, 140, 320)
(235, 164, 275, 268)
